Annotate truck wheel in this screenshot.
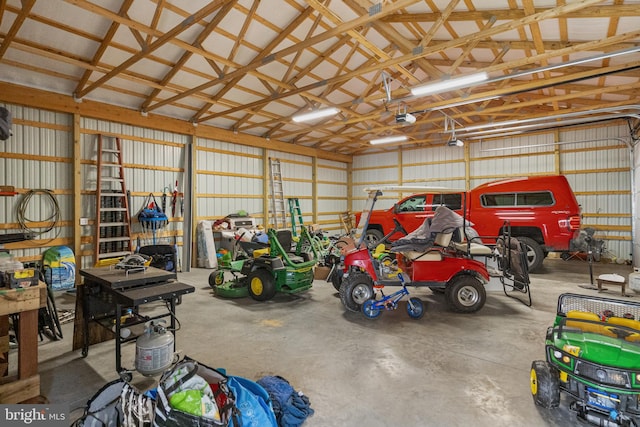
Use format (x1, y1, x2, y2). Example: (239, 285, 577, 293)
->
(530, 360, 560, 408)
(340, 272, 374, 312)
(445, 275, 486, 313)
(365, 229, 384, 247)
(517, 237, 544, 273)
(247, 269, 276, 301)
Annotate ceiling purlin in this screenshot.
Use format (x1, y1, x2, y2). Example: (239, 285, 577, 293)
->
(146, 0, 420, 114)
(0, 0, 36, 59)
(190, 4, 316, 123)
(241, 9, 330, 137)
(73, 0, 227, 99)
(74, 0, 134, 96)
(139, 0, 238, 112)
(380, 5, 640, 22)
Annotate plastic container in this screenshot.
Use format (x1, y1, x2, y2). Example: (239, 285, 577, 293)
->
(629, 270, 640, 293)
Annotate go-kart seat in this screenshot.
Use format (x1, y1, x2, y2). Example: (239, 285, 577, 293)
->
(450, 226, 492, 255)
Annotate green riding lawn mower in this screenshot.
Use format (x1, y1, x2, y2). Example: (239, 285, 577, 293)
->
(209, 227, 320, 301)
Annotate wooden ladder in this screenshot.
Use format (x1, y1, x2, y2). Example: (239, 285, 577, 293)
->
(268, 158, 287, 229)
(94, 135, 132, 264)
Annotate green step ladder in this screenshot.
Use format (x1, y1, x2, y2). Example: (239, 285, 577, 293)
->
(288, 198, 304, 237)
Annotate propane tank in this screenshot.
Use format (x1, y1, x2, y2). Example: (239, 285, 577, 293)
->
(135, 321, 174, 376)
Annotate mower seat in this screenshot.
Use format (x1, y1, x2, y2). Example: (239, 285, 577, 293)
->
(274, 229, 306, 264)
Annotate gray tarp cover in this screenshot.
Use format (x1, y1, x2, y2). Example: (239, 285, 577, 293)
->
(391, 206, 463, 252)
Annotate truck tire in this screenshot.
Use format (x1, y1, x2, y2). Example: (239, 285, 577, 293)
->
(530, 360, 560, 408)
(445, 275, 486, 313)
(517, 237, 544, 273)
(340, 272, 374, 312)
(365, 229, 384, 247)
(247, 269, 277, 301)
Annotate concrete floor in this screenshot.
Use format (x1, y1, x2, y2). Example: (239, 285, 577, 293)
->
(29, 257, 636, 426)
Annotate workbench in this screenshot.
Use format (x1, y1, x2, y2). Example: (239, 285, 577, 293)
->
(0, 282, 46, 403)
(72, 267, 194, 380)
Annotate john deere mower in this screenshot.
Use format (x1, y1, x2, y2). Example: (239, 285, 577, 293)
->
(209, 228, 317, 301)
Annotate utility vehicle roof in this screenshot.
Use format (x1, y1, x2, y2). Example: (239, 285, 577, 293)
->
(363, 186, 465, 194)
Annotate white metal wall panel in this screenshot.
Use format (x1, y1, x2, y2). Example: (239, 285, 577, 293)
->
(82, 118, 187, 266)
(197, 137, 264, 220)
(558, 124, 632, 263)
(316, 159, 348, 233)
(0, 104, 73, 263)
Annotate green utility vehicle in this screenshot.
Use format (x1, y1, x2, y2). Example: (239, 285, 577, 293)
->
(531, 293, 640, 426)
(209, 228, 316, 301)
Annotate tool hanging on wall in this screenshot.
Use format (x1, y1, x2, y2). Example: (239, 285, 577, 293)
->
(171, 180, 178, 218)
(161, 188, 169, 215)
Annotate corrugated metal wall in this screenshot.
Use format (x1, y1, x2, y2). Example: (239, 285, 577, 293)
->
(0, 104, 74, 262)
(351, 122, 633, 262)
(81, 118, 188, 269)
(0, 102, 349, 270)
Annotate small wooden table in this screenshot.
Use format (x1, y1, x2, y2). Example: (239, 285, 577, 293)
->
(0, 282, 46, 403)
(597, 277, 629, 297)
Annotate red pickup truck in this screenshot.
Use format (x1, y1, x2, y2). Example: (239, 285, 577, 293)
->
(359, 175, 582, 272)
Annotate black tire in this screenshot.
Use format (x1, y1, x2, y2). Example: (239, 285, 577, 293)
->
(445, 275, 486, 313)
(247, 269, 277, 301)
(208, 270, 224, 288)
(530, 360, 560, 408)
(362, 299, 381, 319)
(365, 229, 384, 247)
(340, 272, 374, 312)
(517, 236, 544, 273)
(331, 269, 343, 291)
(406, 297, 425, 319)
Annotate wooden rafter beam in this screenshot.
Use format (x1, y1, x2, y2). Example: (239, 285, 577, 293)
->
(69, 0, 227, 98)
(380, 5, 640, 22)
(196, 0, 607, 122)
(146, 0, 421, 113)
(190, 3, 317, 122)
(0, 0, 35, 59)
(74, 0, 134, 96)
(140, 0, 238, 111)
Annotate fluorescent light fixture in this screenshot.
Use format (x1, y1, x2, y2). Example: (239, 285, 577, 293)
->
(411, 72, 488, 97)
(370, 135, 407, 145)
(292, 107, 339, 122)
